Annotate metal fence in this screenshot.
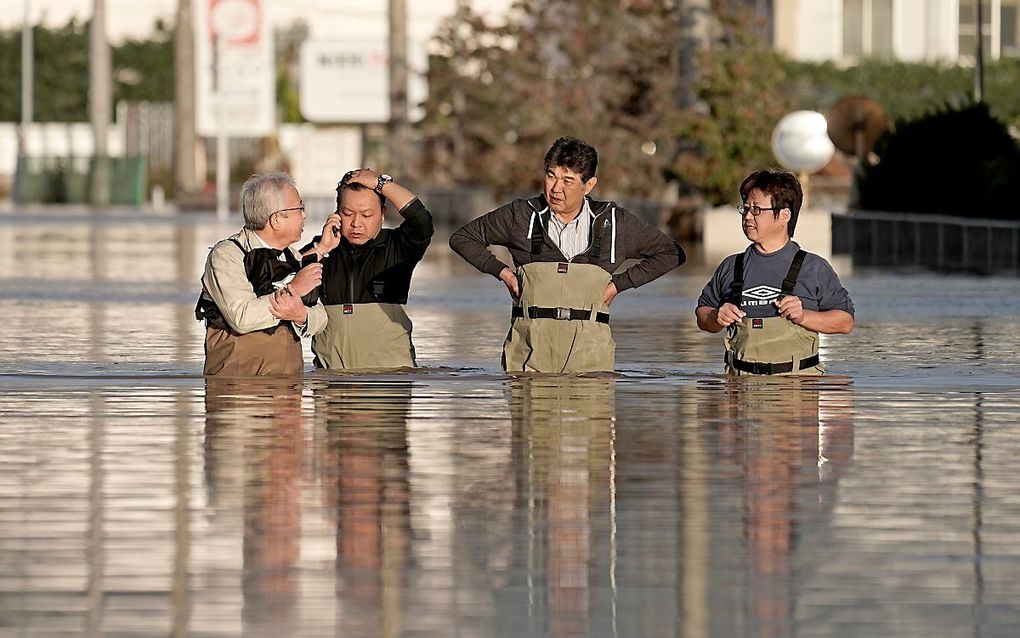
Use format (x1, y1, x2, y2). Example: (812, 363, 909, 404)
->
(833, 210, 1020, 275)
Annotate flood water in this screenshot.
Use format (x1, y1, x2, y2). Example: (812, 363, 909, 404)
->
(2, 208, 1020, 637)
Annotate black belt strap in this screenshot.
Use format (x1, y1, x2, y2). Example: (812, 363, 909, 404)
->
(512, 305, 610, 324)
(725, 352, 820, 375)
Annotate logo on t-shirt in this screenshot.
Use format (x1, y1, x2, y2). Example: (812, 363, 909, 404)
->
(742, 285, 781, 307)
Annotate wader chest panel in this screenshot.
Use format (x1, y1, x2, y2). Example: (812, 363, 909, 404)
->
(503, 262, 615, 373)
(724, 248, 823, 376)
(313, 303, 416, 370)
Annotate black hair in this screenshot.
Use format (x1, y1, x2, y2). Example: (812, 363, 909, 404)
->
(336, 171, 387, 211)
(544, 137, 598, 182)
(739, 169, 803, 237)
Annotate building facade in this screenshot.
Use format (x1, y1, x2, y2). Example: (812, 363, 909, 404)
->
(772, 0, 1020, 62)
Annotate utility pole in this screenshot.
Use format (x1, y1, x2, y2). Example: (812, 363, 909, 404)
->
(974, 0, 985, 102)
(174, 0, 199, 200)
(388, 0, 410, 177)
(675, 0, 710, 197)
(450, 0, 469, 183)
(20, 0, 33, 157)
(89, 0, 111, 206)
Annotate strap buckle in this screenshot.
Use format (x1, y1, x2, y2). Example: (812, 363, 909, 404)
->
(555, 307, 570, 320)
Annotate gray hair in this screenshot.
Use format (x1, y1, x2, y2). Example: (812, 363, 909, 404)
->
(240, 172, 297, 230)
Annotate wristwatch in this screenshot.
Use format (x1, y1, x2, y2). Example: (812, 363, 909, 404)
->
(375, 173, 393, 194)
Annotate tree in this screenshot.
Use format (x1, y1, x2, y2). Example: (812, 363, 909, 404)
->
(672, 1, 792, 205)
(420, 0, 680, 199)
(0, 19, 175, 122)
(856, 102, 1020, 219)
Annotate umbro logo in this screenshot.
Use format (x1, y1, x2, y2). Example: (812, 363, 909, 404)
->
(743, 285, 781, 301)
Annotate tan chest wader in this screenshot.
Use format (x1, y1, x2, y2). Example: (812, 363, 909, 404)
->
(723, 249, 825, 376)
(200, 238, 308, 377)
(503, 213, 614, 373)
(204, 325, 303, 376)
(312, 303, 415, 370)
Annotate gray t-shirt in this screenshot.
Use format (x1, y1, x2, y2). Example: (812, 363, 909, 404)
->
(697, 241, 854, 319)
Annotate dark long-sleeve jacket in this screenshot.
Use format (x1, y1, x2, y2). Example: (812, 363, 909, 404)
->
(449, 194, 685, 292)
(308, 198, 434, 305)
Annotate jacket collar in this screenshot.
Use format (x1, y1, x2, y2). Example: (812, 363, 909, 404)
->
(527, 194, 613, 218)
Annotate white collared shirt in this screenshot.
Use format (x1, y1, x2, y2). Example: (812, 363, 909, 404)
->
(546, 199, 592, 261)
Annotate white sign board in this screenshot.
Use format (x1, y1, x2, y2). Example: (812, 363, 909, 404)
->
(299, 39, 427, 124)
(194, 0, 275, 137)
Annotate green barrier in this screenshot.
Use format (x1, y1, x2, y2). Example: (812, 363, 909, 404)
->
(13, 156, 148, 206)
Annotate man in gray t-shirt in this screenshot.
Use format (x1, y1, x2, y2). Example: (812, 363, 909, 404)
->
(698, 241, 854, 318)
(696, 169, 854, 375)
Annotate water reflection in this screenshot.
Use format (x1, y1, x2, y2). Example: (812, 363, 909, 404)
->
(698, 379, 854, 638)
(506, 377, 616, 637)
(204, 379, 305, 637)
(317, 382, 412, 638)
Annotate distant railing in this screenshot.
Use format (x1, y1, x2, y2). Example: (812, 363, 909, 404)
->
(833, 210, 1020, 274)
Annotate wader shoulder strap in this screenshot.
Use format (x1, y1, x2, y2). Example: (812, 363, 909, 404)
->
(530, 211, 544, 256)
(781, 250, 807, 296)
(587, 216, 608, 263)
(196, 237, 248, 325)
(726, 252, 744, 306)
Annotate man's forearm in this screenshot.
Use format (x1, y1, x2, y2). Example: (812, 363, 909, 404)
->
(798, 309, 854, 334)
(695, 306, 726, 333)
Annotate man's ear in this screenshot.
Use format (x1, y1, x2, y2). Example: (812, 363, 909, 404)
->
(583, 176, 598, 196)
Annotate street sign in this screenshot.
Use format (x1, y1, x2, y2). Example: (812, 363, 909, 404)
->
(299, 39, 427, 124)
(195, 0, 275, 137)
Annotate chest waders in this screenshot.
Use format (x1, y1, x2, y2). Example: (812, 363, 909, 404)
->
(503, 211, 614, 373)
(723, 249, 825, 376)
(200, 238, 308, 377)
(312, 303, 416, 370)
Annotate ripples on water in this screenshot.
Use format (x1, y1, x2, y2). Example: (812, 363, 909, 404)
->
(2, 210, 1020, 636)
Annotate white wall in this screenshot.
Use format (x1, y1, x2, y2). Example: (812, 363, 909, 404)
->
(776, 0, 961, 62)
(701, 206, 832, 262)
(774, 0, 843, 61)
(897, 0, 958, 60)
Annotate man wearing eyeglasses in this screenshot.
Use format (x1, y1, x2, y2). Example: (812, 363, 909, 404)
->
(303, 168, 434, 369)
(196, 172, 341, 376)
(695, 169, 854, 375)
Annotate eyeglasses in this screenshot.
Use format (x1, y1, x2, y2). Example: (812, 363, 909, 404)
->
(272, 204, 305, 217)
(737, 204, 781, 216)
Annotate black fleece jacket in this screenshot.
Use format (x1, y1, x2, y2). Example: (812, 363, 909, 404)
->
(449, 194, 685, 292)
(305, 198, 434, 305)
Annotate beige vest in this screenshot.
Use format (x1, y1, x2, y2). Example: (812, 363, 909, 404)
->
(724, 317, 823, 376)
(503, 262, 615, 373)
(313, 303, 416, 370)
(203, 325, 303, 377)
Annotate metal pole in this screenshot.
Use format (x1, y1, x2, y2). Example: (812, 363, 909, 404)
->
(975, 0, 985, 102)
(89, 0, 111, 206)
(20, 0, 33, 156)
(174, 0, 199, 199)
(215, 34, 229, 221)
(388, 0, 409, 176)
